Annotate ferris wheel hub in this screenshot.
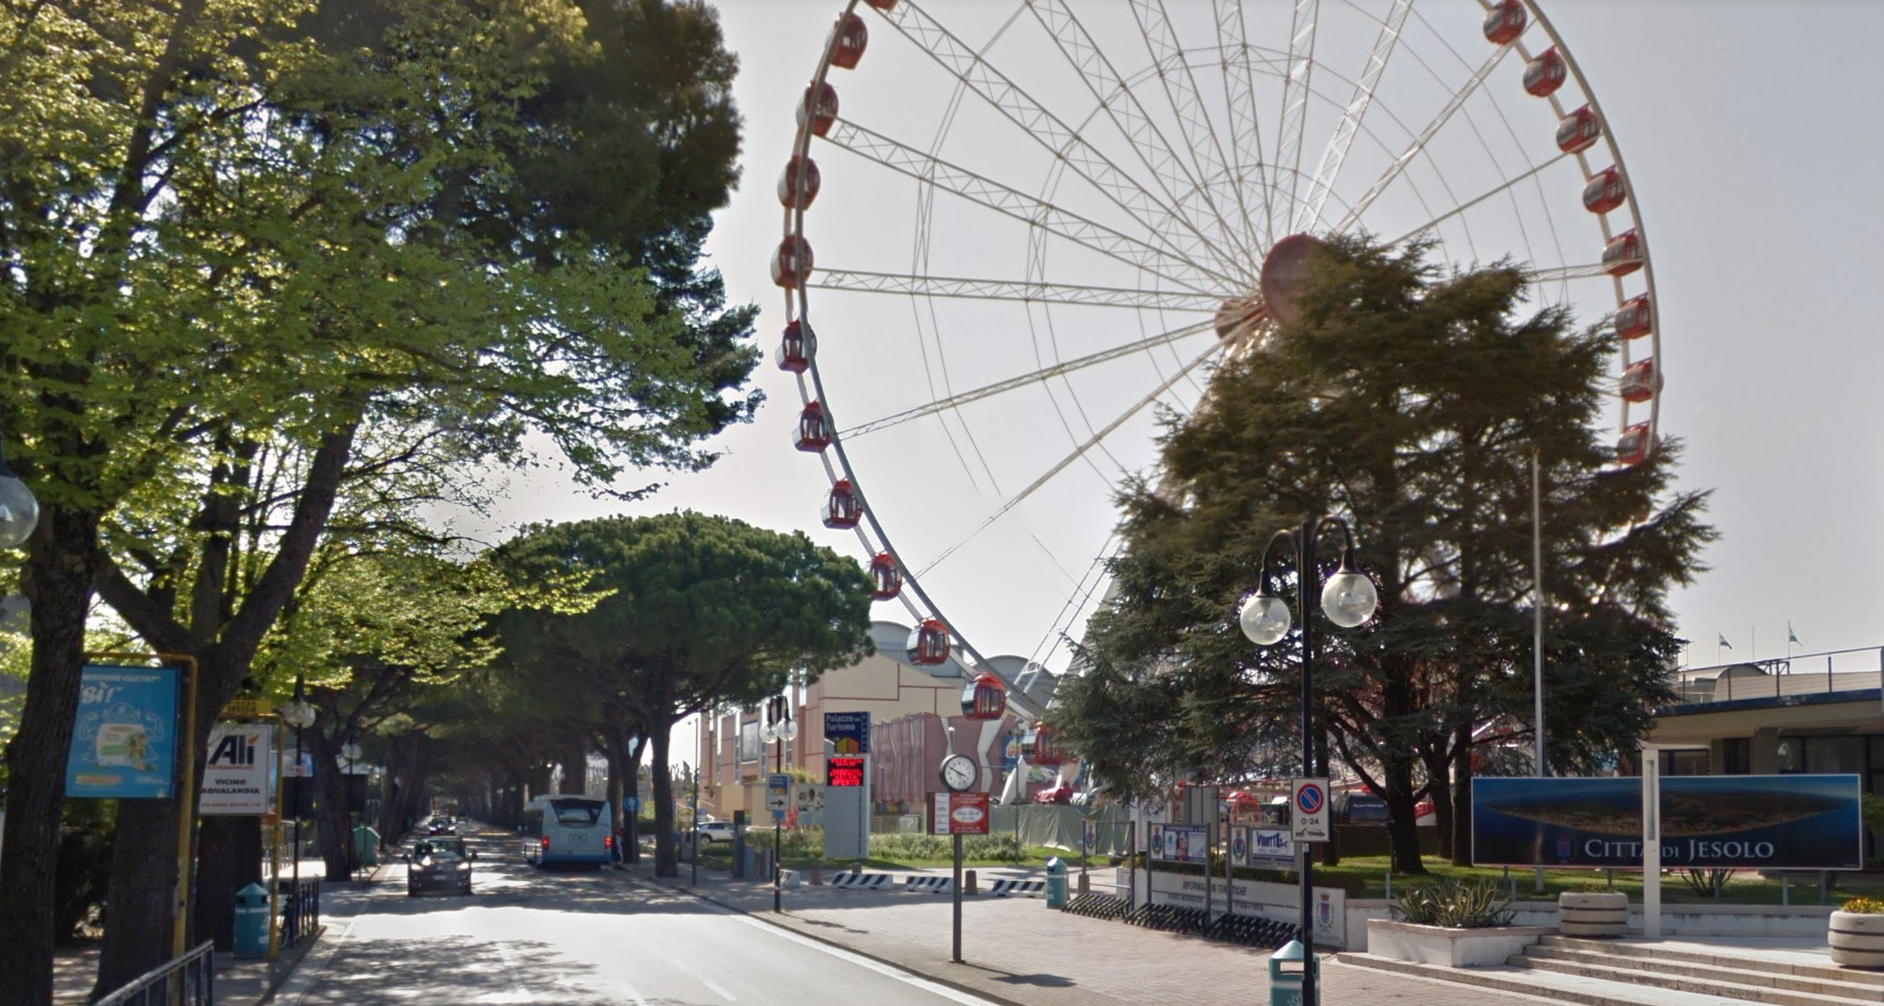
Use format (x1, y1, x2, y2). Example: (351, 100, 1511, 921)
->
(1259, 234, 1326, 329)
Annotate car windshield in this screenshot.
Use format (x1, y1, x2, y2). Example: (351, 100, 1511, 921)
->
(414, 840, 466, 860)
(550, 798, 603, 827)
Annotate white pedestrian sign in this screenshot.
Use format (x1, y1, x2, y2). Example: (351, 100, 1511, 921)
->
(1291, 778, 1330, 842)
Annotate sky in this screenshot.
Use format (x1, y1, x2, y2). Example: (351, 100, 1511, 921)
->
(458, 0, 1884, 710)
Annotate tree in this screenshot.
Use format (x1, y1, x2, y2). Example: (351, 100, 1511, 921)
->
(490, 512, 876, 877)
(1058, 236, 1713, 873)
(0, 0, 758, 996)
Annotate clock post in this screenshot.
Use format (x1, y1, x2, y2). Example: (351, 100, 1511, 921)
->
(937, 751, 982, 964)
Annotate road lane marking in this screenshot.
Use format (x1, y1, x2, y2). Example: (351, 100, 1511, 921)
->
(703, 978, 737, 1000)
(493, 940, 538, 1004)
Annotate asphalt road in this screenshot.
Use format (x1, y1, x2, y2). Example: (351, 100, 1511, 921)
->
(276, 823, 1000, 1006)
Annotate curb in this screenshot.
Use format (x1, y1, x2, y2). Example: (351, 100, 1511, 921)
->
(616, 870, 1036, 1006)
(252, 924, 326, 1005)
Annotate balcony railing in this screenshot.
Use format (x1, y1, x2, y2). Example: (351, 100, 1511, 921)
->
(1669, 646, 1884, 706)
(95, 941, 213, 1006)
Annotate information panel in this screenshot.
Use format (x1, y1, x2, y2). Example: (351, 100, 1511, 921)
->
(66, 664, 181, 799)
(824, 711, 871, 755)
(1148, 823, 1208, 864)
(826, 755, 865, 788)
(931, 792, 991, 835)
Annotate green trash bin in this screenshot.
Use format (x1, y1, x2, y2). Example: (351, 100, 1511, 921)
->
(353, 824, 380, 866)
(1045, 857, 1068, 909)
(1268, 939, 1317, 1006)
(234, 882, 270, 957)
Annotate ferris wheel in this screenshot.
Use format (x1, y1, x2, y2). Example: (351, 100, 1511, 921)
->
(773, 0, 1661, 700)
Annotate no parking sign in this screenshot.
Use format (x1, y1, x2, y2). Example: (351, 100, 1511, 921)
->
(1291, 777, 1330, 842)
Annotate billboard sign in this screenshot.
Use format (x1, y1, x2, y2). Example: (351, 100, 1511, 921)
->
(1474, 775, 1863, 869)
(1145, 870, 1345, 947)
(824, 711, 870, 755)
(1231, 825, 1295, 868)
(1149, 822, 1208, 864)
(200, 723, 274, 815)
(826, 755, 865, 788)
(66, 664, 181, 799)
(931, 791, 991, 835)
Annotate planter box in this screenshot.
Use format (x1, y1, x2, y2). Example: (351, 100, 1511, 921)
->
(1366, 918, 1554, 968)
(1559, 891, 1628, 938)
(1830, 910, 1884, 968)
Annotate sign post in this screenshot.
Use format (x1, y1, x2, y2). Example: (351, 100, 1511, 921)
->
(933, 791, 990, 963)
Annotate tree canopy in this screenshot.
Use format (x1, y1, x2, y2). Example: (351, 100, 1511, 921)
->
(1056, 236, 1713, 872)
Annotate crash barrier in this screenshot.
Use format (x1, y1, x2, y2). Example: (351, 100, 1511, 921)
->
(95, 941, 214, 1006)
(280, 878, 322, 951)
(829, 871, 894, 889)
(989, 879, 1046, 897)
(1062, 892, 1130, 920)
(903, 875, 954, 894)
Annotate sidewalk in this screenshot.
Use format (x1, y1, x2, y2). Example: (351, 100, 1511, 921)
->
(615, 859, 1575, 1006)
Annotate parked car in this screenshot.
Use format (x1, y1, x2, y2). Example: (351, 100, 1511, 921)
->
(694, 821, 737, 844)
(406, 837, 474, 896)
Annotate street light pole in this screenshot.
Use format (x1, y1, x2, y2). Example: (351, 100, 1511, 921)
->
(765, 694, 797, 914)
(1239, 515, 1378, 1006)
(279, 675, 318, 890)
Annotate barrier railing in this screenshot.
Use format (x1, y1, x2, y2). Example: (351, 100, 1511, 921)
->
(280, 878, 321, 951)
(1669, 647, 1884, 706)
(94, 941, 213, 1006)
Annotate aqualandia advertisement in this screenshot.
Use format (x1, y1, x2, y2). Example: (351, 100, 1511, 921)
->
(1472, 775, 1862, 869)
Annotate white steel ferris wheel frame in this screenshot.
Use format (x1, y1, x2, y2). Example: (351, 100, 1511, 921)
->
(778, 0, 1661, 717)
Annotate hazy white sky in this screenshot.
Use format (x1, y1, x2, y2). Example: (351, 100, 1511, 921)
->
(476, 0, 1884, 689)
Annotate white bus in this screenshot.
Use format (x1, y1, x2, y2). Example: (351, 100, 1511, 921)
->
(522, 794, 613, 868)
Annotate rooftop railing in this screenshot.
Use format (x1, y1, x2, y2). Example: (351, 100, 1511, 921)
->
(1669, 646, 1884, 706)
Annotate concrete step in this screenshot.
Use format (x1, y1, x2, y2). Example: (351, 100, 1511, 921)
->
(1339, 952, 1776, 1006)
(1510, 948, 1884, 1006)
(1540, 936, 1884, 989)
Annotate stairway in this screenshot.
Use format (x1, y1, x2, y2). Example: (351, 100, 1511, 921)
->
(1341, 935, 1884, 1005)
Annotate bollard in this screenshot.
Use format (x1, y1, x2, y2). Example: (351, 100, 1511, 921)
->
(810, 862, 823, 886)
(234, 882, 270, 957)
(1077, 872, 1090, 896)
(964, 868, 978, 895)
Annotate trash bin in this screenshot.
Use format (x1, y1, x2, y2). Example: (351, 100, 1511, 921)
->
(1045, 856, 1068, 909)
(353, 825, 380, 866)
(1268, 939, 1316, 1006)
(234, 882, 270, 957)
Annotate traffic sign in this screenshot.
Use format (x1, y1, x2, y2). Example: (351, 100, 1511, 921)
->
(765, 773, 791, 813)
(1291, 777, 1330, 842)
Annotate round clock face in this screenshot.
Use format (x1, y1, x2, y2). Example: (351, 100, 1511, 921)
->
(941, 754, 978, 793)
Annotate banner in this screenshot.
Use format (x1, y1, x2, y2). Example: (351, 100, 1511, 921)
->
(1148, 822, 1208, 864)
(66, 664, 181, 799)
(1473, 775, 1863, 869)
(200, 723, 274, 815)
(932, 791, 991, 835)
(1230, 825, 1295, 868)
(1145, 869, 1345, 947)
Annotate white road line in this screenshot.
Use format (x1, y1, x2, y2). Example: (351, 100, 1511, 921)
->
(493, 941, 538, 1005)
(702, 978, 737, 1001)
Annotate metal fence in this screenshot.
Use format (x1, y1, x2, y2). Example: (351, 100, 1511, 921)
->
(94, 941, 213, 1006)
(1670, 646, 1884, 705)
(280, 878, 321, 951)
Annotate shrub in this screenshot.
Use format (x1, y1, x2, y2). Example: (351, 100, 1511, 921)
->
(1393, 878, 1515, 929)
(1681, 867, 1732, 898)
(1842, 897, 1884, 914)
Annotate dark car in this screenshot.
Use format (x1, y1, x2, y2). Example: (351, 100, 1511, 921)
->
(427, 817, 458, 836)
(406, 837, 475, 896)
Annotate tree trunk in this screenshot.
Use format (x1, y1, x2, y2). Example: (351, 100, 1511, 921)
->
(0, 506, 104, 1006)
(651, 724, 676, 877)
(1425, 748, 1454, 861)
(1450, 730, 1476, 867)
(305, 730, 352, 881)
(93, 799, 184, 998)
(192, 817, 261, 951)
(1383, 751, 1424, 874)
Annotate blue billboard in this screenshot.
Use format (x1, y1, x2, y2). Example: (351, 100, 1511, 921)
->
(1473, 775, 1862, 870)
(66, 664, 182, 799)
(824, 711, 870, 755)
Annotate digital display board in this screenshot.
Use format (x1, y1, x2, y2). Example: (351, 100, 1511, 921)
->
(827, 756, 865, 788)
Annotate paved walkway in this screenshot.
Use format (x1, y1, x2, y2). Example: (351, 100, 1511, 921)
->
(615, 859, 1577, 1006)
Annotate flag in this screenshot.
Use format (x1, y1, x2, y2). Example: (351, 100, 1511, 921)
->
(1788, 622, 1801, 646)
(1717, 633, 1733, 650)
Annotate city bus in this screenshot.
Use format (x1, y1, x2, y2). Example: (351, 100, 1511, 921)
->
(522, 794, 613, 869)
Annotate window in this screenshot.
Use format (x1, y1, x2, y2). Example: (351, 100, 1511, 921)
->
(550, 799, 603, 826)
(1721, 737, 1751, 774)
(1664, 749, 1709, 776)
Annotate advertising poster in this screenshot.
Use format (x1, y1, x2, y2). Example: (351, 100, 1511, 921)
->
(931, 791, 991, 835)
(1145, 870, 1346, 947)
(66, 664, 181, 799)
(1473, 775, 1863, 869)
(1148, 822, 1209, 864)
(1230, 825, 1295, 868)
(200, 723, 274, 815)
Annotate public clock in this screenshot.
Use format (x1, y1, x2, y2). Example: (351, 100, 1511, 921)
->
(940, 753, 979, 793)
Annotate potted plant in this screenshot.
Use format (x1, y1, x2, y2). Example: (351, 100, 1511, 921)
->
(1831, 897, 1884, 968)
(1367, 878, 1554, 967)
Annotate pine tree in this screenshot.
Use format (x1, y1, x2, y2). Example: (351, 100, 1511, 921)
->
(1058, 236, 1714, 873)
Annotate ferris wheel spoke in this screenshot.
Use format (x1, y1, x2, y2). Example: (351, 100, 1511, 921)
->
(877, 1, 1220, 276)
(1129, 0, 1261, 270)
(1332, 40, 1516, 236)
(839, 320, 1218, 439)
(1294, 0, 1413, 234)
(810, 268, 1222, 312)
(1387, 150, 1573, 247)
(1523, 262, 1613, 283)
(1023, 0, 1249, 281)
(823, 119, 1228, 291)
(1273, 0, 1321, 235)
(913, 341, 1223, 579)
(1211, 0, 1275, 250)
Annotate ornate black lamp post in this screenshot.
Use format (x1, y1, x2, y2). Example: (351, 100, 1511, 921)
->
(763, 694, 797, 913)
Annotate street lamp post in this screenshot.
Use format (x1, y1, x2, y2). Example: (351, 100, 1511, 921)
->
(279, 677, 318, 889)
(1238, 515, 1378, 1006)
(341, 738, 363, 883)
(764, 695, 797, 914)
(0, 439, 39, 549)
